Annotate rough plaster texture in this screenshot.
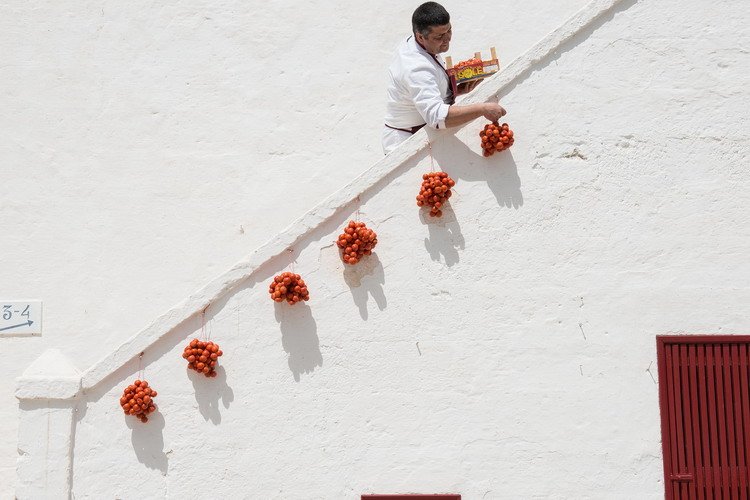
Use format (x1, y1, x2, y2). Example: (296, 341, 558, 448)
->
(3, 0, 750, 497)
(0, 1, 590, 495)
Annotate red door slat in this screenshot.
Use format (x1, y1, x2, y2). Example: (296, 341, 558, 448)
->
(715, 344, 730, 497)
(698, 345, 713, 494)
(688, 345, 705, 500)
(723, 345, 738, 497)
(672, 344, 689, 500)
(666, 345, 680, 499)
(661, 341, 677, 499)
(680, 344, 697, 500)
(731, 344, 748, 500)
(706, 344, 723, 499)
(741, 345, 750, 496)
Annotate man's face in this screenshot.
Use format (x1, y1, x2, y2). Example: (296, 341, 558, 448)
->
(416, 23, 452, 55)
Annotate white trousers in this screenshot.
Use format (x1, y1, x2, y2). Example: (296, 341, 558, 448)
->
(381, 126, 413, 155)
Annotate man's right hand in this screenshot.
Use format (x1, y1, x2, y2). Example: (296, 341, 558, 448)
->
(444, 101, 507, 129)
(482, 103, 507, 123)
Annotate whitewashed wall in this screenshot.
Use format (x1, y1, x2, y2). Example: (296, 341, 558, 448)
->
(3, 0, 750, 497)
(0, 1, 589, 495)
(0, 0, 585, 492)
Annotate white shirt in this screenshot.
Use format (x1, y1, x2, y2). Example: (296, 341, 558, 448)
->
(384, 36, 453, 131)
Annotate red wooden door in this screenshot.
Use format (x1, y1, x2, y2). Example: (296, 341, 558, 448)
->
(658, 336, 750, 499)
(362, 496, 460, 500)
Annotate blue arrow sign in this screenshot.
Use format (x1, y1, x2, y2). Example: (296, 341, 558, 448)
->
(0, 320, 33, 332)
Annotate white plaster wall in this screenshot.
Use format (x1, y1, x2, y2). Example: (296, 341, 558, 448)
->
(3, 0, 750, 497)
(0, 1, 590, 495)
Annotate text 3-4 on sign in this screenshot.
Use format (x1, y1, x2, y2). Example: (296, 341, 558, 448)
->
(0, 301, 42, 336)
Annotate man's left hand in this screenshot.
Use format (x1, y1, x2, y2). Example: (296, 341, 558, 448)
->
(457, 78, 483, 95)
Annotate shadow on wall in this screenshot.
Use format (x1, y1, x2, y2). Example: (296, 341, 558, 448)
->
(125, 409, 168, 475)
(274, 302, 322, 382)
(343, 252, 387, 320)
(189, 365, 234, 424)
(78, 291, 247, 478)
(420, 203, 465, 266)
(501, 0, 639, 98)
(431, 132, 523, 209)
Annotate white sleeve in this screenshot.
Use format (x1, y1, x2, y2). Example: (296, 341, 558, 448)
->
(405, 63, 450, 129)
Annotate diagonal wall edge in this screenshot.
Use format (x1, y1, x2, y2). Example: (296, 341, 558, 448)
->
(78, 0, 629, 393)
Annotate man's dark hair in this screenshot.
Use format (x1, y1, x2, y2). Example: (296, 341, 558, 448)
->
(412, 2, 450, 36)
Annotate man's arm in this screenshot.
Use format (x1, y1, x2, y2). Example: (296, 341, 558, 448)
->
(408, 65, 452, 129)
(445, 102, 507, 128)
(407, 64, 506, 129)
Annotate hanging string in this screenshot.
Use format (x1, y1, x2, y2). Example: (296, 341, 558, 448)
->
(206, 304, 213, 341)
(287, 248, 295, 274)
(200, 305, 208, 341)
(428, 140, 436, 172)
(355, 195, 361, 222)
(137, 352, 144, 380)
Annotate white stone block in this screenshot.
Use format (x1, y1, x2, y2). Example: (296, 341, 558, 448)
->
(15, 349, 80, 499)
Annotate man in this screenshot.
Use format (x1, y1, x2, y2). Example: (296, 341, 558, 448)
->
(382, 2, 507, 154)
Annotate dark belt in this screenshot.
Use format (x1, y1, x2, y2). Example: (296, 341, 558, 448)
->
(385, 123, 426, 134)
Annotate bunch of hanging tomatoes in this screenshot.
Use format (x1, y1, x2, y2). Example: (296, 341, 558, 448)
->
(416, 171, 456, 218)
(269, 272, 310, 305)
(120, 380, 157, 423)
(480, 122, 514, 156)
(182, 339, 223, 378)
(337, 221, 377, 265)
